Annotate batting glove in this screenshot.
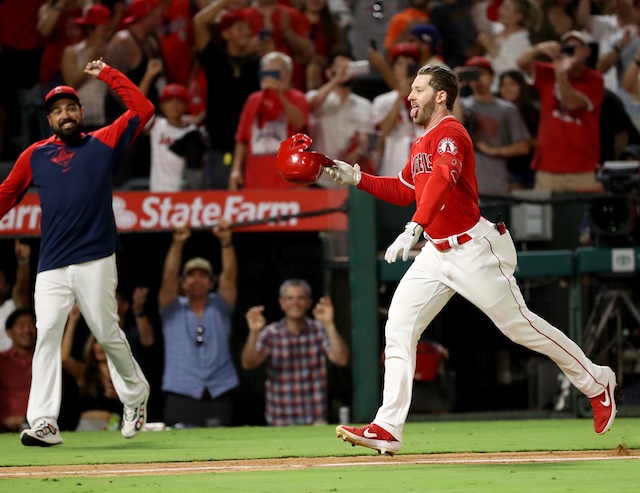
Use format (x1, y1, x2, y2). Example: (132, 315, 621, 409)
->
(384, 221, 424, 263)
(324, 159, 362, 186)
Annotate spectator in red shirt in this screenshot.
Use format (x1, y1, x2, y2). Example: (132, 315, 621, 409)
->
(229, 51, 309, 189)
(242, 0, 313, 90)
(518, 30, 604, 192)
(0, 309, 37, 433)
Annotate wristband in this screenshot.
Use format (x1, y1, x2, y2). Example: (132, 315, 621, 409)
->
(134, 311, 145, 317)
(221, 242, 233, 248)
(17, 259, 29, 265)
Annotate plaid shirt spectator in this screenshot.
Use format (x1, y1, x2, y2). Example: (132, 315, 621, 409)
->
(256, 317, 331, 426)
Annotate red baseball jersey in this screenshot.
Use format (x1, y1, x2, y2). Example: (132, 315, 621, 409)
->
(360, 115, 480, 239)
(532, 62, 603, 173)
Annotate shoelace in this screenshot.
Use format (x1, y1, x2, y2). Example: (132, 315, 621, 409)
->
(123, 406, 138, 421)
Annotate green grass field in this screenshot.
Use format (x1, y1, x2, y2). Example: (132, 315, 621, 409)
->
(1, 418, 639, 492)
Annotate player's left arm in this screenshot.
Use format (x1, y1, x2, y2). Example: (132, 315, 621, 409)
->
(87, 60, 155, 145)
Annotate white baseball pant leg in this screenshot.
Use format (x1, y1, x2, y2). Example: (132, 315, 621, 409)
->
(375, 219, 611, 442)
(28, 255, 149, 426)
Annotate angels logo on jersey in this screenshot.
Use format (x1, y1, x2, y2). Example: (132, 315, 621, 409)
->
(436, 137, 458, 155)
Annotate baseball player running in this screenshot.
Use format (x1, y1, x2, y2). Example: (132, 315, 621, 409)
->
(325, 65, 617, 456)
(0, 59, 152, 446)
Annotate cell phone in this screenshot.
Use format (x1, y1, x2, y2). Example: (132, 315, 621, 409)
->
(258, 69, 280, 80)
(345, 60, 370, 76)
(560, 44, 576, 56)
(458, 67, 481, 81)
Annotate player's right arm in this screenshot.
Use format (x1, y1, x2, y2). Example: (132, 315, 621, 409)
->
(159, 225, 191, 308)
(0, 148, 35, 218)
(325, 159, 415, 206)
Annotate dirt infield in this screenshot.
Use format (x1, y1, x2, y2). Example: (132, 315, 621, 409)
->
(2, 449, 640, 478)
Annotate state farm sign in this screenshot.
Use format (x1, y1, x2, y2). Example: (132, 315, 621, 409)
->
(0, 189, 348, 236)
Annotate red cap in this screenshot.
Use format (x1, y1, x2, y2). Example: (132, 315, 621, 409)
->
(76, 4, 112, 26)
(390, 42, 419, 63)
(464, 55, 494, 74)
(160, 83, 190, 104)
(44, 86, 81, 113)
(218, 10, 247, 31)
(123, 0, 160, 27)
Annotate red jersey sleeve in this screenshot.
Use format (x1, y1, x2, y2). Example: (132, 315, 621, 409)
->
(357, 173, 415, 206)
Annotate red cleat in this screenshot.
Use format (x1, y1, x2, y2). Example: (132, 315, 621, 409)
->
(590, 368, 618, 435)
(335, 423, 401, 456)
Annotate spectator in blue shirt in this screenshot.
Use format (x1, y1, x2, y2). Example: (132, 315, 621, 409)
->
(158, 222, 238, 427)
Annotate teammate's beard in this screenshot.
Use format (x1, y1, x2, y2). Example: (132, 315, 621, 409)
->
(54, 120, 83, 146)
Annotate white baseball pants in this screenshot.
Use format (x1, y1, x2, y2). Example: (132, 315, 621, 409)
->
(375, 218, 611, 442)
(27, 254, 149, 426)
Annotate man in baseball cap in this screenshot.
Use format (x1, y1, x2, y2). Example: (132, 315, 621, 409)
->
(463, 55, 494, 74)
(123, 0, 161, 26)
(182, 257, 214, 278)
(75, 4, 112, 26)
(43, 86, 81, 114)
(160, 83, 191, 105)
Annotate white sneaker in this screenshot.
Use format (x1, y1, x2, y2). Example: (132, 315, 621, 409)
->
(121, 392, 149, 439)
(20, 419, 63, 447)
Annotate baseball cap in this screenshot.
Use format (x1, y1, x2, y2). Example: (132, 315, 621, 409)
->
(123, 0, 160, 27)
(464, 55, 494, 74)
(390, 42, 419, 63)
(182, 257, 213, 277)
(218, 10, 247, 31)
(75, 4, 112, 26)
(44, 86, 81, 113)
(160, 84, 190, 104)
(409, 23, 440, 49)
(560, 30, 588, 45)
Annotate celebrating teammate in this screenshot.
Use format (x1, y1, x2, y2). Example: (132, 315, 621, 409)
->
(324, 65, 617, 456)
(0, 59, 153, 446)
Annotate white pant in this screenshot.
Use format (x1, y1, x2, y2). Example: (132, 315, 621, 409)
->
(374, 218, 611, 442)
(27, 255, 149, 426)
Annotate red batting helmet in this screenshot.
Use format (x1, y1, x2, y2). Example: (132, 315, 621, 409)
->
(276, 134, 333, 186)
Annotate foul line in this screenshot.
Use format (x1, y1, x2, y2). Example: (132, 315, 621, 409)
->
(2, 453, 640, 478)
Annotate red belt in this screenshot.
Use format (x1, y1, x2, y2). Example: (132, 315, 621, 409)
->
(432, 233, 472, 252)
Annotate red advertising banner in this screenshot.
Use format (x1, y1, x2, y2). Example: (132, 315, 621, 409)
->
(0, 189, 349, 237)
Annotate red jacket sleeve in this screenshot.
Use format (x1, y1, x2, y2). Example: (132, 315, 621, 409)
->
(92, 65, 155, 146)
(0, 146, 35, 218)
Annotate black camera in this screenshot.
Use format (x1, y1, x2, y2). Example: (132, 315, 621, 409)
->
(589, 161, 640, 245)
(560, 44, 576, 56)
